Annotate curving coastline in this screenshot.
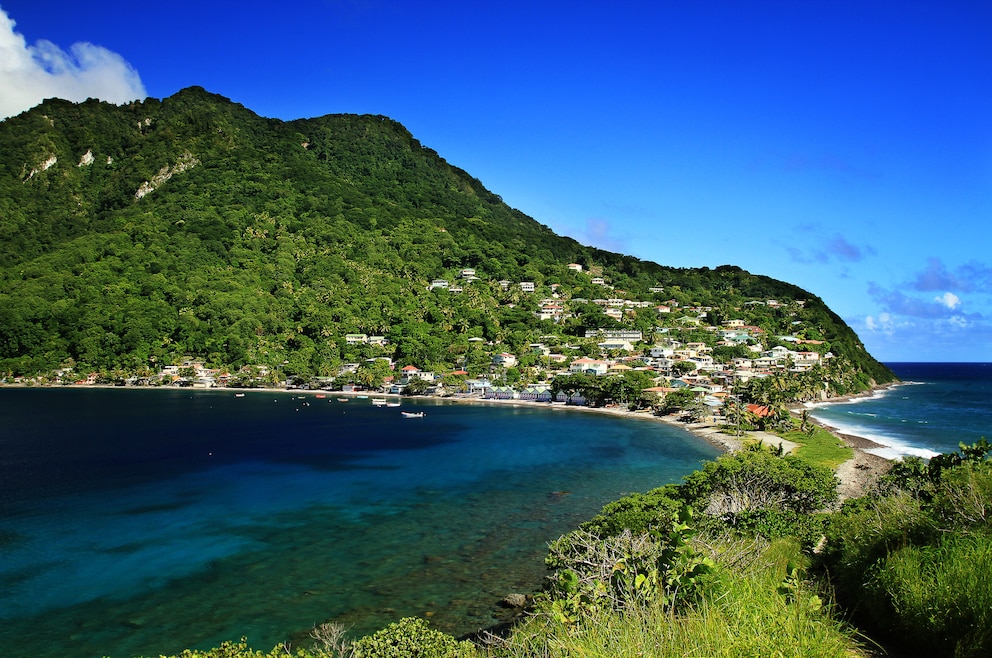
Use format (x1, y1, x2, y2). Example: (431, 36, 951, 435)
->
(3, 381, 895, 500)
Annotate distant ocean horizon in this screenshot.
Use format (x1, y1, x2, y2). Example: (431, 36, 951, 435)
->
(806, 362, 992, 460)
(0, 388, 719, 658)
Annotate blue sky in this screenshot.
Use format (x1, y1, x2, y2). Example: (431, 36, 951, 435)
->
(1, 1, 990, 362)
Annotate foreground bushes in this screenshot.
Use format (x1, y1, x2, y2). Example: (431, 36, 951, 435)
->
(821, 441, 992, 658)
(497, 536, 862, 658)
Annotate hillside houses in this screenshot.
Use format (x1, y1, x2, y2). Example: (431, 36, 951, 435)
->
(92, 257, 825, 404)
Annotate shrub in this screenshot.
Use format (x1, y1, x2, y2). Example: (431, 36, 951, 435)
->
(871, 533, 992, 658)
(821, 491, 931, 602)
(350, 617, 476, 658)
(544, 508, 716, 621)
(498, 537, 864, 658)
(821, 442, 992, 657)
(578, 484, 684, 537)
(681, 450, 838, 518)
(154, 637, 318, 657)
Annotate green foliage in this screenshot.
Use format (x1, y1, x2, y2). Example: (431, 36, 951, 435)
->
(0, 88, 893, 388)
(655, 386, 698, 415)
(871, 533, 992, 658)
(680, 449, 839, 519)
(544, 508, 716, 621)
(500, 536, 863, 658)
(149, 636, 318, 658)
(821, 442, 992, 657)
(350, 617, 476, 658)
(578, 485, 684, 537)
(776, 422, 854, 470)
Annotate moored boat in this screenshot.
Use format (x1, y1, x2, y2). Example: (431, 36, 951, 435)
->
(401, 411, 425, 418)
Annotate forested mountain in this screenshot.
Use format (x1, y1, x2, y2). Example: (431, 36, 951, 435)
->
(0, 87, 893, 388)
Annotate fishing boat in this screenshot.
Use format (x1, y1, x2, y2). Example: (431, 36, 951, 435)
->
(401, 411, 425, 418)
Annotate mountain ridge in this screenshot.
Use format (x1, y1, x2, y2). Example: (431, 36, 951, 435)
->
(0, 87, 893, 391)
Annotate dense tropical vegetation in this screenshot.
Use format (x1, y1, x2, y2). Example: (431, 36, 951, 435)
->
(0, 87, 892, 393)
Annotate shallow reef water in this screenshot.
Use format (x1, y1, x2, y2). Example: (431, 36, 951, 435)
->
(0, 388, 718, 657)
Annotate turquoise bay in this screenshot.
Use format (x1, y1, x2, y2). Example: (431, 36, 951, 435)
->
(0, 388, 719, 658)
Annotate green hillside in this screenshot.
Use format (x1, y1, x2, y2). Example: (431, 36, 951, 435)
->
(0, 87, 893, 389)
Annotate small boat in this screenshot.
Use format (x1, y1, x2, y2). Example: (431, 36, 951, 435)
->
(234, 393, 245, 398)
(371, 398, 388, 406)
(314, 393, 326, 399)
(401, 411, 425, 418)
(386, 402, 401, 407)
(357, 395, 369, 399)
(337, 397, 349, 403)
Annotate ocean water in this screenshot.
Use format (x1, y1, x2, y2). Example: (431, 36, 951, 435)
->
(807, 362, 992, 460)
(0, 388, 719, 658)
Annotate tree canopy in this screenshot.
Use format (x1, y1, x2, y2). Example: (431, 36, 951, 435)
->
(0, 88, 894, 388)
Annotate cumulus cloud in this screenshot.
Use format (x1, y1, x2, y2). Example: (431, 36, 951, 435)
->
(0, 8, 146, 119)
(935, 292, 960, 309)
(868, 282, 950, 319)
(865, 312, 892, 333)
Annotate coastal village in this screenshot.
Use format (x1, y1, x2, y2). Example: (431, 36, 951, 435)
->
(22, 262, 838, 423)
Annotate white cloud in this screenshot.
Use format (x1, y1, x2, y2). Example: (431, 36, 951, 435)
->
(865, 313, 889, 333)
(0, 8, 146, 119)
(935, 291, 961, 309)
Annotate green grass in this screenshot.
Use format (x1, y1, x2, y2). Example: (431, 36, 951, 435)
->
(868, 532, 992, 658)
(778, 424, 853, 470)
(495, 539, 867, 658)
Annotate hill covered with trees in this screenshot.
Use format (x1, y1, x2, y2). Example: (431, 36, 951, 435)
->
(0, 87, 893, 391)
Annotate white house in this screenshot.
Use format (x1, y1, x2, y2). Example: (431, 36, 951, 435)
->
(493, 352, 518, 367)
(763, 346, 794, 361)
(567, 263, 583, 272)
(599, 340, 634, 352)
(400, 365, 436, 383)
(568, 357, 609, 376)
(586, 329, 643, 342)
(604, 308, 624, 320)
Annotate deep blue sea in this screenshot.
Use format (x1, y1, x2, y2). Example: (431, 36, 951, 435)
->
(807, 362, 992, 460)
(0, 389, 719, 658)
